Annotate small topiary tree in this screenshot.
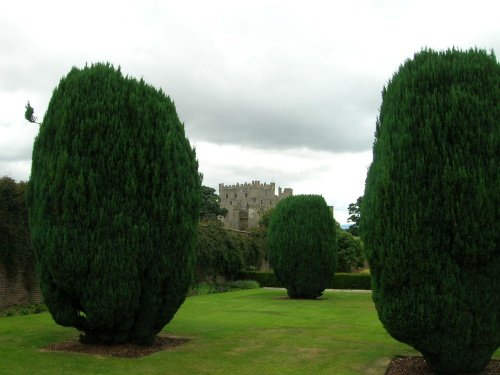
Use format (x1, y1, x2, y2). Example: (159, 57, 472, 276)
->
(27, 63, 200, 345)
(361, 48, 499, 373)
(267, 195, 337, 299)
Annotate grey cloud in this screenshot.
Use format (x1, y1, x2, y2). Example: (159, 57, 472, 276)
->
(2, 0, 499, 159)
(0, 124, 39, 161)
(163, 71, 381, 153)
(0, 20, 59, 93)
(0, 160, 31, 182)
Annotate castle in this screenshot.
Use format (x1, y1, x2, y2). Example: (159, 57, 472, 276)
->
(219, 181, 293, 230)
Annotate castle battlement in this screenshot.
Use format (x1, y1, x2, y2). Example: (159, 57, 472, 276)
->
(219, 181, 275, 190)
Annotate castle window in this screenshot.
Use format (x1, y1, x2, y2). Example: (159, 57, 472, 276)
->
(245, 193, 248, 198)
(234, 193, 237, 198)
(226, 194, 228, 199)
(230, 201, 232, 205)
(261, 200, 263, 205)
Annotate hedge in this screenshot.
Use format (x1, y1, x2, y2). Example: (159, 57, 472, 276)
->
(236, 271, 371, 290)
(196, 221, 266, 283)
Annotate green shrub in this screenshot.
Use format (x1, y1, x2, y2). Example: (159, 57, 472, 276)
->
(331, 273, 371, 290)
(267, 195, 337, 299)
(27, 63, 200, 345)
(188, 282, 219, 296)
(248, 208, 273, 264)
(336, 230, 364, 272)
(225, 279, 260, 290)
(236, 271, 279, 287)
(196, 221, 230, 282)
(188, 280, 259, 297)
(0, 303, 47, 317)
(244, 231, 266, 270)
(196, 221, 265, 283)
(224, 231, 246, 279)
(361, 48, 499, 373)
(237, 271, 371, 290)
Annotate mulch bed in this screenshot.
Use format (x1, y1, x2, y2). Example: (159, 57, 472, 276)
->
(385, 356, 500, 375)
(42, 335, 189, 358)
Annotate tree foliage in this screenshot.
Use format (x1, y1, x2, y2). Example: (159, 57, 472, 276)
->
(246, 207, 274, 266)
(0, 177, 36, 287)
(200, 184, 228, 221)
(258, 207, 274, 230)
(361, 48, 499, 374)
(27, 63, 200, 345)
(336, 229, 364, 272)
(267, 195, 337, 299)
(195, 220, 265, 283)
(347, 196, 362, 236)
(24, 101, 40, 124)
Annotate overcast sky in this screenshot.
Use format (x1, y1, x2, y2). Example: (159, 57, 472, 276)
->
(1, 0, 499, 224)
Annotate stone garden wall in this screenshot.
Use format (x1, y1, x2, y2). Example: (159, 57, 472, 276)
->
(0, 264, 42, 308)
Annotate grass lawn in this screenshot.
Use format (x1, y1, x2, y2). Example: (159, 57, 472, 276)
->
(1, 289, 499, 375)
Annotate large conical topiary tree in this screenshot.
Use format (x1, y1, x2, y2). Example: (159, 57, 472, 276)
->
(267, 195, 337, 299)
(27, 63, 200, 345)
(361, 48, 499, 373)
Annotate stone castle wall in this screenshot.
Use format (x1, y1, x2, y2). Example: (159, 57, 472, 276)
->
(219, 181, 293, 230)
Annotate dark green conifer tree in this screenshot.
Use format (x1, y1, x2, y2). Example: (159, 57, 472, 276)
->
(27, 63, 200, 345)
(361, 49, 499, 373)
(267, 195, 337, 299)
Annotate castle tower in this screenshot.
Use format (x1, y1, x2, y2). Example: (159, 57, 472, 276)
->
(219, 181, 293, 230)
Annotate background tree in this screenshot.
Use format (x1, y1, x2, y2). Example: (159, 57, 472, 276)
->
(0, 177, 36, 288)
(346, 196, 362, 236)
(336, 229, 364, 272)
(195, 220, 264, 283)
(267, 195, 337, 299)
(27, 63, 200, 345)
(361, 48, 499, 373)
(195, 220, 237, 282)
(247, 207, 274, 268)
(257, 207, 274, 230)
(199, 183, 228, 221)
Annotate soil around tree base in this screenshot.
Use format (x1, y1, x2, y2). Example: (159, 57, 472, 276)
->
(41, 335, 189, 358)
(385, 356, 500, 375)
